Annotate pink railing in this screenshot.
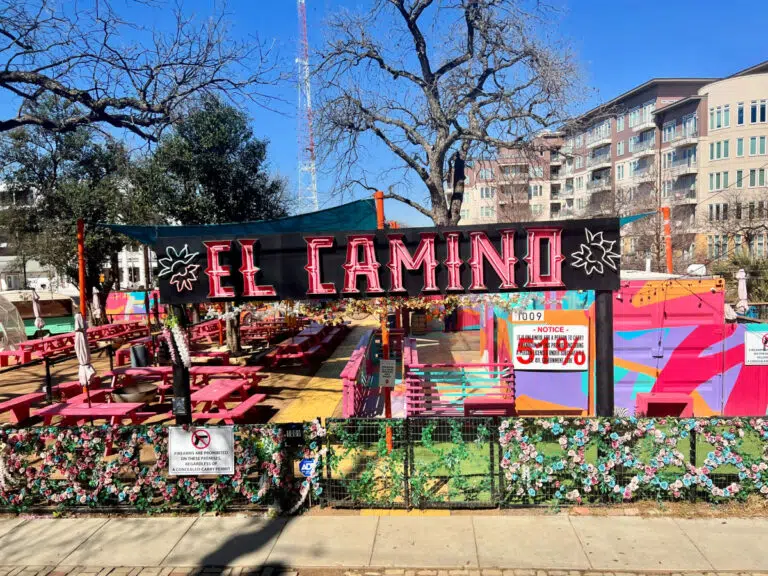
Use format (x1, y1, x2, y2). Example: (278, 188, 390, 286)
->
(405, 361, 515, 417)
(341, 330, 375, 417)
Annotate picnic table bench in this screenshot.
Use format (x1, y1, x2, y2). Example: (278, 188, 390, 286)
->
(191, 393, 267, 424)
(0, 381, 84, 424)
(190, 365, 265, 388)
(190, 379, 249, 412)
(0, 349, 34, 367)
(19, 333, 76, 359)
(36, 401, 145, 425)
(189, 319, 223, 344)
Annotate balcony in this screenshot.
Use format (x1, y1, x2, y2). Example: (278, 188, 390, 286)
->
(632, 118, 655, 132)
(671, 130, 698, 148)
(550, 152, 564, 165)
(586, 134, 612, 149)
(632, 139, 656, 157)
(631, 167, 655, 183)
(667, 159, 698, 178)
(672, 187, 697, 204)
(587, 176, 612, 192)
(587, 154, 611, 170)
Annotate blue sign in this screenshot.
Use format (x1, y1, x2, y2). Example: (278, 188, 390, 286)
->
(299, 458, 317, 477)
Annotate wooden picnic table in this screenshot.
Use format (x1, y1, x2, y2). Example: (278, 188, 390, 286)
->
(190, 379, 248, 412)
(189, 365, 264, 388)
(36, 401, 145, 425)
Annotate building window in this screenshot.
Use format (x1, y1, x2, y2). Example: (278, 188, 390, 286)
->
(575, 135, 583, 147)
(709, 171, 728, 190)
(737, 138, 744, 157)
(663, 121, 675, 142)
(617, 140, 624, 156)
(762, 100, 768, 123)
(617, 115, 625, 132)
(480, 186, 495, 199)
(723, 140, 729, 158)
(480, 206, 496, 219)
(737, 169, 744, 188)
(759, 235, 766, 257)
(577, 198, 586, 210)
(531, 205, 543, 216)
(459, 210, 469, 220)
(750, 137, 757, 156)
(750, 169, 757, 187)
(575, 156, 583, 169)
(478, 168, 494, 180)
(530, 166, 544, 178)
(762, 136, 767, 155)
(575, 176, 583, 190)
(761, 169, 766, 187)
(529, 185, 542, 197)
(616, 164, 624, 181)
(751, 101, 758, 123)
(724, 105, 730, 127)
(738, 102, 744, 125)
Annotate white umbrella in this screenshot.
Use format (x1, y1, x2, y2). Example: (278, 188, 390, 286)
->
(74, 313, 95, 407)
(736, 268, 749, 314)
(31, 289, 45, 331)
(92, 291, 102, 321)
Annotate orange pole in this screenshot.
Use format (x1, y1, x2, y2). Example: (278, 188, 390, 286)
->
(661, 206, 673, 274)
(77, 219, 87, 317)
(375, 191, 394, 452)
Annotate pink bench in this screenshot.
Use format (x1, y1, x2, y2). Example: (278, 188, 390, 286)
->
(191, 393, 267, 424)
(0, 382, 85, 424)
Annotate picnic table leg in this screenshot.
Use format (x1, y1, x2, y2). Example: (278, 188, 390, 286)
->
(10, 405, 30, 425)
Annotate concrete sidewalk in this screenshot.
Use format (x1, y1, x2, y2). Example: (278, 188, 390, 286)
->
(1, 514, 767, 572)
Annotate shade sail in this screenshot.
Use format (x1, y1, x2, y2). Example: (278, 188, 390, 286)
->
(99, 199, 378, 246)
(620, 211, 656, 226)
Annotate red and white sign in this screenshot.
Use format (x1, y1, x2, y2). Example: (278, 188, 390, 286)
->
(512, 325, 589, 371)
(169, 426, 234, 476)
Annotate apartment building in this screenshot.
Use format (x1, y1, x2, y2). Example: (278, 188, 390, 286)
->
(452, 60, 768, 267)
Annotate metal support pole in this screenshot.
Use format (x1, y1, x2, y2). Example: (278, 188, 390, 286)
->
(661, 206, 673, 274)
(44, 356, 53, 404)
(595, 290, 615, 416)
(375, 190, 393, 452)
(77, 219, 87, 317)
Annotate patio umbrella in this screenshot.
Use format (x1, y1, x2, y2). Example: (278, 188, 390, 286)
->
(92, 291, 102, 321)
(31, 289, 45, 331)
(74, 313, 95, 407)
(736, 268, 749, 314)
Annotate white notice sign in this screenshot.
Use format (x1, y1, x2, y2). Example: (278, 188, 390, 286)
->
(512, 325, 589, 371)
(169, 426, 235, 476)
(745, 330, 768, 365)
(379, 359, 397, 387)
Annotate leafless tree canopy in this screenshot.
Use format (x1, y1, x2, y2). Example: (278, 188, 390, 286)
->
(316, 0, 580, 224)
(0, 0, 275, 140)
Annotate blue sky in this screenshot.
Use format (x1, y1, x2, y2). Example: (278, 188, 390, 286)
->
(4, 0, 767, 226)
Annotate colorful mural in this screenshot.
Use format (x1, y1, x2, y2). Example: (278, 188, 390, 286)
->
(105, 290, 163, 322)
(489, 279, 768, 417)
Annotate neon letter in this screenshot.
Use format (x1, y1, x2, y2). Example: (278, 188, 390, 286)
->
(342, 234, 383, 293)
(238, 239, 277, 297)
(387, 233, 438, 292)
(304, 236, 337, 295)
(444, 232, 463, 290)
(204, 240, 235, 298)
(524, 227, 565, 288)
(468, 230, 517, 290)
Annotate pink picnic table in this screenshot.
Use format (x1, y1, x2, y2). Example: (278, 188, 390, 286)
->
(189, 365, 264, 388)
(107, 366, 174, 402)
(36, 401, 145, 425)
(190, 379, 248, 412)
(0, 382, 83, 424)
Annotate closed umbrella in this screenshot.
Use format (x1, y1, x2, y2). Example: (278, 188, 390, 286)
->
(736, 268, 749, 314)
(74, 313, 95, 407)
(31, 289, 45, 331)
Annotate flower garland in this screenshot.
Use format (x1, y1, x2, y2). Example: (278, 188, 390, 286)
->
(287, 419, 327, 514)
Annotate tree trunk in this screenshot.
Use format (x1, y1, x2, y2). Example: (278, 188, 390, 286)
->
(447, 153, 466, 225)
(225, 303, 242, 354)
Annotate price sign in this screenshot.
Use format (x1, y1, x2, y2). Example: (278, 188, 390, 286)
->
(511, 309, 544, 322)
(379, 359, 397, 387)
(513, 325, 588, 371)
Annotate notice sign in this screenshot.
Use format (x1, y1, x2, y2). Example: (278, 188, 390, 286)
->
(745, 330, 768, 365)
(513, 325, 588, 371)
(379, 359, 397, 387)
(169, 426, 235, 476)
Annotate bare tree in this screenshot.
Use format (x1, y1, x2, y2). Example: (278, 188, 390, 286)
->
(0, 0, 276, 140)
(710, 190, 768, 258)
(316, 0, 580, 225)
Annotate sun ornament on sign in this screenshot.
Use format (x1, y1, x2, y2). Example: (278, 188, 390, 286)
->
(158, 245, 201, 292)
(570, 229, 620, 276)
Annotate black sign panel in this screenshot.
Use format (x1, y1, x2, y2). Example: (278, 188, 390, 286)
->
(155, 218, 620, 304)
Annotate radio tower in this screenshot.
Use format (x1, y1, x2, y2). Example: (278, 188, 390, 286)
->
(296, 0, 319, 214)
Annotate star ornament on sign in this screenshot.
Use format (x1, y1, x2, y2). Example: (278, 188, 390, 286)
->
(571, 228, 620, 276)
(157, 245, 201, 292)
